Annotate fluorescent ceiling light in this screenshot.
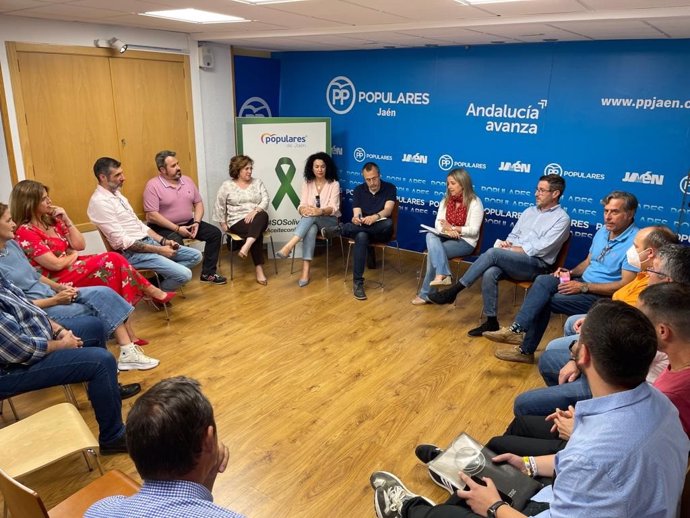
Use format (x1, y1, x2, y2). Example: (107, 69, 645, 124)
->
(141, 9, 248, 24)
(455, 0, 532, 4)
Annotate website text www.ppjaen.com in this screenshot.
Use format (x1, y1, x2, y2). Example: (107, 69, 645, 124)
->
(601, 97, 690, 110)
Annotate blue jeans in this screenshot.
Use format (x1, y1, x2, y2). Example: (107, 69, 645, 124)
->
(43, 286, 133, 338)
(123, 237, 202, 291)
(540, 315, 583, 382)
(515, 275, 600, 354)
(513, 370, 592, 416)
(0, 316, 124, 444)
(293, 215, 337, 261)
(458, 248, 550, 317)
(418, 233, 474, 300)
(342, 219, 394, 284)
(562, 314, 583, 336)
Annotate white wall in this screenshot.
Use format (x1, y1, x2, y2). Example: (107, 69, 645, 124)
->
(0, 15, 236, 251)
(197, 43, 236, 217)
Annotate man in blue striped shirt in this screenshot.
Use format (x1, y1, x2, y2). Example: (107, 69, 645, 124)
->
(86, 376, 246, 518)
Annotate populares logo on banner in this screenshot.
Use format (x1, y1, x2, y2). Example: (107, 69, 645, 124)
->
(466, 99, 547, 135)
(680, 176, 690, 194)
(238, 97, 272, 117)
(260, 132, 308, 146)
(326, 75, 430, 117)
(498, 161, 531, 173)
(622, 171, 664, 185)
(353, 146, 393, 163)
(544, 162, 606, 181)
(272, 157, 300, 210)
(438, 154, 487, 172)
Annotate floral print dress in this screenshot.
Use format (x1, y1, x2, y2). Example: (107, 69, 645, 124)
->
(15, 220, 151, 305)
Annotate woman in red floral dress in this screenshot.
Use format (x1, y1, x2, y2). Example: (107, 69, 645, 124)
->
(10, 180, 175, 343)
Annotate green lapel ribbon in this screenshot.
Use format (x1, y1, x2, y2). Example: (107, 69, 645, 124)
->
(272, 157, 300, 210)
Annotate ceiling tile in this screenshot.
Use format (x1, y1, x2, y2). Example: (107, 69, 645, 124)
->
(343, 0, 489, 20)
(644, 17, 690, 37)
(551, 19, 665, 38)
(474, 0, 588, 17)
(0, 0, 49, 12)
(579, 0, 690, 9)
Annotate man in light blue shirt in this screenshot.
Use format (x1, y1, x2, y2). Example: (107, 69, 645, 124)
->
(369, 300, 689, 518)
(429, 174, 570, 338)
(85, 377, 245, 518)
(486, 191, 639, 364)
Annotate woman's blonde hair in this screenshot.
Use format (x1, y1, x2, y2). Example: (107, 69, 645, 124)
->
(443, 168, 476, 207)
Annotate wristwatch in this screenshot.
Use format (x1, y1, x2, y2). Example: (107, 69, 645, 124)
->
(580, 283, 589, 293)
(487, 500, 508, 517)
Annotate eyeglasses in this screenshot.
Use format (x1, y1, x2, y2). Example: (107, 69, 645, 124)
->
(535, 188, 553, 194)
(568, 339, 580, 361)
(315, 195, 321, 208)
(645, 267, 670, 280)
(596, 244, 613, 262)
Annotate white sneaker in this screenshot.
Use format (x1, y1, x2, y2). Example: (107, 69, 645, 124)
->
(118, 346, 159, 371)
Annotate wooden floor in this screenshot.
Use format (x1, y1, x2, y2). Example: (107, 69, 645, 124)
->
(0, 243, 567, 517)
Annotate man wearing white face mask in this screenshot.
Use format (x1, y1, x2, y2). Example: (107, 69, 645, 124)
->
(487, 191, 639, 363)
(512, 225, 679, 416)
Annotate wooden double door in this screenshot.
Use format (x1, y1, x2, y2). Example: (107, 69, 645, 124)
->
(7, 43, 197, 228)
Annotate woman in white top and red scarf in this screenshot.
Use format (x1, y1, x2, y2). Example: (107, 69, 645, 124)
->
(413, 168, 484, 305)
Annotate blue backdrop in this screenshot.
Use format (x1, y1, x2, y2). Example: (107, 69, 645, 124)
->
(234, 55, 281, 118)
(240, 40, 690, 264)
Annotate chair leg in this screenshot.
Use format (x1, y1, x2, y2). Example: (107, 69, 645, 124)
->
(344, 241, 353, 282)
(380, 247, 386, 288)
(84, 448, 104, 475)
(269, 235, 278, 275)
(290, 247, 296, 275)
(1, 398, 19, 420)
(338, 235, 345, 266)
(394, 242, 402, 274)
(325, 239, 330, 279)
(417, 252, 427, 292)
(63, 384, 78, 408)
(229, 236, 235, 281)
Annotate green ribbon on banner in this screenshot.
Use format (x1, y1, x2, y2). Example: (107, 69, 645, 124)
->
(272, 157, 300, 210)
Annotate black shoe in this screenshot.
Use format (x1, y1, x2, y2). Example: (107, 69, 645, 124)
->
(414, 444, 456, 494)
(354, 283, 367, 300)
(200, 273, 228, 285)
(100, 432, 128, 455)
(367, 247, 377, 269)
(119, 383, 141, 400)
(321, 224, 342, 240)
(427, 283, 462, 305)
(467, 319, 500, 337)
(371, 471, 435, 518)
(414, 444, 443, 464)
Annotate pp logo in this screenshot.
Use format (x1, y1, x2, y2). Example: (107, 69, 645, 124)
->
(438, 154, 454, 171)
(544, 163, 563, 176)
(681, 176, 690, 194)
(238, 97, 272, 117)
(326, 76, 356, 115)
(353, 147, 366, 163)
